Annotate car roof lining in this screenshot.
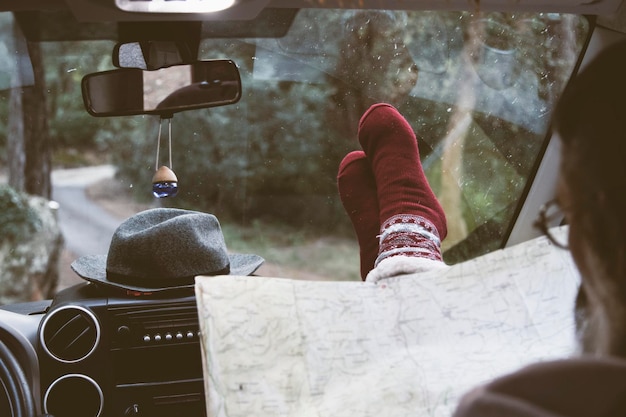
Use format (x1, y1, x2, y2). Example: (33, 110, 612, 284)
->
(2, 0, 625, 17)
(14, 8, 298, 42)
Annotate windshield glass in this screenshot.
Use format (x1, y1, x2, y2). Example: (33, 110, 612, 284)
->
(0, 10, 590, 289)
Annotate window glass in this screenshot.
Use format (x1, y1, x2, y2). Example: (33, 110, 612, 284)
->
(192, 10, 590, 268)
(0, 10, 590, 284)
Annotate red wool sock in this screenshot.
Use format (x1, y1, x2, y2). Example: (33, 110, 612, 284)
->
(337, 151, 380, 280)
(358, 103, 447, 265)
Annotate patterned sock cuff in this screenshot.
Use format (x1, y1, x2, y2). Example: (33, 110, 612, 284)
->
(375, 214, 443, 266)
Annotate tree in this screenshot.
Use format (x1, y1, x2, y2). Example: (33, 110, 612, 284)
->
(7, 25, 51, 199)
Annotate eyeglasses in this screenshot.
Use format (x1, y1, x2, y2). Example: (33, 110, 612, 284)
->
(533, 199, 569, 250)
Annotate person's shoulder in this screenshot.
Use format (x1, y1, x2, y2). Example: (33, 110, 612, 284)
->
(453, 356, 626, 417)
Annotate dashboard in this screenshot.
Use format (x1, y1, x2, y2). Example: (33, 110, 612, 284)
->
(0, 283, 206, 417)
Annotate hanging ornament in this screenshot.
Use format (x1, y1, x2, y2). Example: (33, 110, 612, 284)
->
(152, 117, 179, 198)
(152, 165, 178, 198)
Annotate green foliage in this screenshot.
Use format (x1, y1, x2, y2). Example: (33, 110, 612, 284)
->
(220, 219, 360, 281)
(0, 185, 41, 243)
(43, 40, 117, 155)
(107, 79, 353, 233)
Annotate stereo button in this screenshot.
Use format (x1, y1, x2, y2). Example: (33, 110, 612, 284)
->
(154, 334, 162, 342)
(143, 335, 151, 343)
(187, 331, 194, 339)
(165, 333, 173, 341)
(117, 325, 131, 345)
(176, 332, 183, 340)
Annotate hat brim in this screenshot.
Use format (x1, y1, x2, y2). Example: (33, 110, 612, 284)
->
(71, 253, 264, 294)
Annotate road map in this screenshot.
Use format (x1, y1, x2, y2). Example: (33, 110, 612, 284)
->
(195, 226, 579, 417)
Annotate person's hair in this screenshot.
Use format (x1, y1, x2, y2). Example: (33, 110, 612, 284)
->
(553, 40, 626, 355)
(554, 40, 626, 273)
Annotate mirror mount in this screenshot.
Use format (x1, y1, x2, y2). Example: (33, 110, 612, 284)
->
(115, 22, 201, 70)
(158, 112, 174, 120)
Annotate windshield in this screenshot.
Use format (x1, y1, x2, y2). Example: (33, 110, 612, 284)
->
(0, 10, 590, 288)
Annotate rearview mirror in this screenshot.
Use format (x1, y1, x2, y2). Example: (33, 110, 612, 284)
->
(82, 60, 241, 117)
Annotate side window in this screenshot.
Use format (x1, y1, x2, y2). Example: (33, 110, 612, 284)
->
(421, 13, 589, 262)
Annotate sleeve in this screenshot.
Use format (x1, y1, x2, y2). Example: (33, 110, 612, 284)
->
(453, 357, 626, 417)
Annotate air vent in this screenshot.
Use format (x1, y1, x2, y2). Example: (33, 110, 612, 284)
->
(112, 302, 199, 326)
(40, 305, 101, 363)
(44, 374, 104, 417)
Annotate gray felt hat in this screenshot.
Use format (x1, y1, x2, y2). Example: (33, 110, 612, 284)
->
(71, 208, 264, 293)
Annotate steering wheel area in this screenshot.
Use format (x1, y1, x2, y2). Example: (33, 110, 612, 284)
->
(0, 339, 36, 417)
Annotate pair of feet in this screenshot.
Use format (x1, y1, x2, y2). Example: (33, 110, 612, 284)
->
(337, 103, 447, 281)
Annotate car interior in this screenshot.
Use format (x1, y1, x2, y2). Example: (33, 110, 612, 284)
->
(1, 0, 626, 416)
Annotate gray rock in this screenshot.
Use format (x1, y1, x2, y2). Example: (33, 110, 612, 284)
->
(0, 186, 63, 304)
